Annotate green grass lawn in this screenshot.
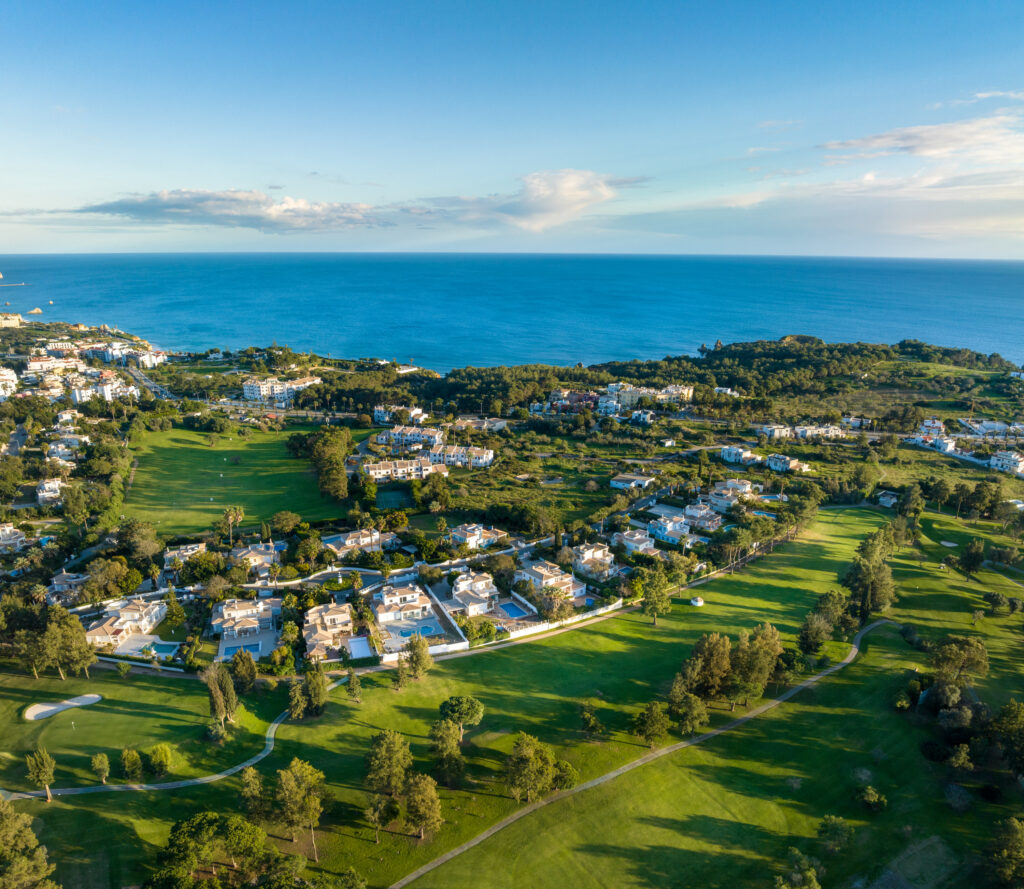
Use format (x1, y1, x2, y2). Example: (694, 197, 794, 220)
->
(9, 508, 885, 889)
(0, 666, 287, 794)
(124, 425, 346, 536)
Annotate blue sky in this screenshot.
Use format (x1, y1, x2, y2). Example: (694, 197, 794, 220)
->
(3, 0, 1024, 256)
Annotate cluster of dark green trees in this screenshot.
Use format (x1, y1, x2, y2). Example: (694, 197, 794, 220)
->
(0, 796, 60, 889)
(286, 427, 352, 500)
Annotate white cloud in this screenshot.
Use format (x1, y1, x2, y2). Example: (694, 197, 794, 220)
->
(73, 171, 625, 234)
(823, 113, 1024, 166)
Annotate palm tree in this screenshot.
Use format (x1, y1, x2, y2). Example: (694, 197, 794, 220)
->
(269, 562, 281, 589)
(222, 506, 245, 546)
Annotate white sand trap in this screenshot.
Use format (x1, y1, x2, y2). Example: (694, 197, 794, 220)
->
(24, 693, 101, 721)
(941, 540, 959, 548)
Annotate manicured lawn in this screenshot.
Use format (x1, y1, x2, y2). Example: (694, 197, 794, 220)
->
(124, 425, 345, 536)
(411, 627, 1009, 889)
(11, 508, 885, 889)
(0, 666, 287, 794)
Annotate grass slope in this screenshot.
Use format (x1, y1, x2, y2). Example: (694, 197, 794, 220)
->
(124, 425, 343, 535)
(8, 508, 884, 889)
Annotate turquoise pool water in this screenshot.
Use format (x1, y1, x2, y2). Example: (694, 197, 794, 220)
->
(399, 623, 440, 637)
(500, 603, 528, 619)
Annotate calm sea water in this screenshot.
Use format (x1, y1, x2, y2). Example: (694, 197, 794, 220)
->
(0, 254, 1021, 371)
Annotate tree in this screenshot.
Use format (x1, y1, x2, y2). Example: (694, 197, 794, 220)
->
(149, 743, 173, 777)
(276, 758, 326, 862)
(0, 797, 59, 889)
(404, 773, 443, 840)
(240, 765, 266, 820)
(364, 794, 400, 844)
(365, 729, 412, 796)
(217, 663, 238, 722)
(392, 655, 409, 691)
(858, 785, 887, 810)
(200, 664, 227, 726)
(271, 510, 302, 534)
(429, 719, 464, 787)
(288, 680, 308, 720)
(641, 568, 671, 626)
(220, 813, 267, 872)
(932, 635, 989, 686)
(121, 748, 143, 782)
(303, 662, 329, 716)
(439, 695, 485, 742)
(816, 815, 852, 853)
(580, 701, 605, 737)
(230, 648, 258, 694)
(798, 612, 832, 655)
(91, 752, 110, 784)
(667, 682, 710, 736)
(116, 661, 132, 679)
(688, 633, 732, 698)
(222, 505, 245, 546)
(164, 589, 186, 627)
(774, 848, 823, 889)
(504, 732, 556, 803)
(948, 743, 974, 772)
(405, 634, 433, 679)
(962, 538, 986, 579)
(25, 746, 56, 802)
(992, 699, 1024, 776)
(632, 701, 670, 748)
(347, 667, 362, 703)
(990, 817, 1024, 887)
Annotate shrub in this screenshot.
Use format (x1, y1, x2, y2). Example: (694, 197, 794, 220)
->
(857, 785, 887, 811)
(892, 691, 911, 711)
(920, 740, 951, 762)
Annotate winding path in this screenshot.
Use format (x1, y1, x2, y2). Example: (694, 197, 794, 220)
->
(389, 618, 895, 889)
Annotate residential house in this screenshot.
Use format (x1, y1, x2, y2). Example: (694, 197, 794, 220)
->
(85, 598, 167, 647)
(572, 542, 616, 580)
(631, 409, 656, 426)
(612, 529, 660, 557)
(610, 472, 656, 490)
(372, 583, 433, 622)
(514, 560, 584, 599)
(449, 523, 507, 550)
(876, 490, 900, 508)
(373, 405, 427, 424)
(321, 528, 398, 557)
(708, 488, 741, 514)
(684, 503, 723, 532)
(767, 454, 809, 473)
(714, 387, 740, 397)
(163, 542, 206, 569)
(303, 602, 354, 660)
(36, 478, 65, 506)
(648, 516, 692, 547)
(794, 425, 846, 439)
(230, 542, 281, 579)
(449, 571, 500, 616)
(920, 417, 946, 436)
(376, 425, 445, 449)
(721, 445, 754, 464)
(211, 597, 282, 638)
(0, 522, 27, 553)
(362, 457, 447, 482)
(759, 424, 791, 440)
(934, 437, 957, 454)
(991, 450, 1024, 474)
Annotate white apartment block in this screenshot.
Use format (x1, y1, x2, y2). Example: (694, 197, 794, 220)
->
(242, 375, 320, 403)
(991, 450, 1024, 474)
(377, 425, 445, 448)
(427, 444, 494, 468)
(658, 384, 694, 403)
(374, 404, 427, 424)
(362, 457, 448, 482)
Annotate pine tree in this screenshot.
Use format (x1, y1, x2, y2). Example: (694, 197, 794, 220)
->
(347, 667, 362, 703)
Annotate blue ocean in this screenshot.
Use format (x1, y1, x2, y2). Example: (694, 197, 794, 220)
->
(0, 254, 1021, 371)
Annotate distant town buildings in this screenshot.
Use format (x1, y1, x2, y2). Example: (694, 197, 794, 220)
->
(991, 450, 1024, 475)
(242, 375, 321, 404)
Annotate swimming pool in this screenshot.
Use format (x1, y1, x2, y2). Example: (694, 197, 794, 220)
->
(500, 603, 528, 619)
(224, 643, 261, 657)
(147, 642, 181, 656)
(585, 598, 595, 608)
(399, 623, 441, 638)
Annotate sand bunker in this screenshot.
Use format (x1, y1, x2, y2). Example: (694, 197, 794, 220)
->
(941, 541, 959, 548)
(24, 693, 101, 721)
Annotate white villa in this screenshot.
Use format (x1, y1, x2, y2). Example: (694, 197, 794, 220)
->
(449, 523, 507, 549)
(211, 597, 282, 639)
(303, 602, 354, 661)
(242, 376, 321, 403)
(919, 417, 946, 436)
(427, 444, 495, 468)
(322, 528, 399, 557)
(613, 529, 660, 557)
(514, 560, 584, 600)
(85, 598, 167, 647)
(230, 542, 281, 579)
(36, 478, 65, 506)
(376, 425, 445, 448)
(572, 542, 617, 580)
(449, 571, 500, 616)
(685, 503, 723, 532)
(610, 472, 657, 490)
(0, 522, 27, 553)
(794, 424, 846, 439)
(374, 405, 427, 424)
(721, 445, 754, 463)
(163, 542, 206, 569)
(767, 453, 810, 473)
(362, 457, 448, 482)
(648, 516, 692, 547)
(373, 583, 433, 622)
(991, 450, 1024, 475)
(759, 424, 791, 440)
